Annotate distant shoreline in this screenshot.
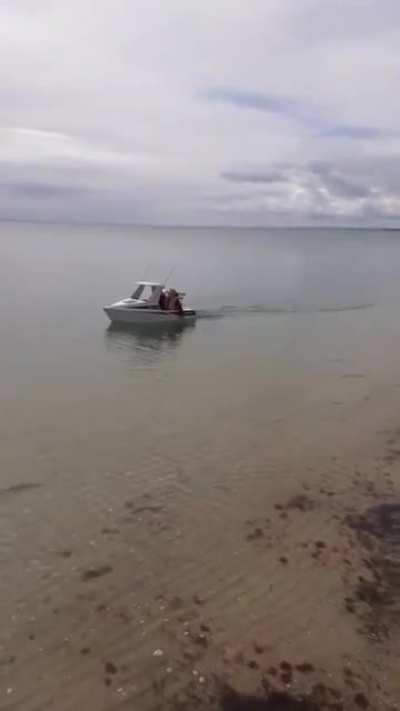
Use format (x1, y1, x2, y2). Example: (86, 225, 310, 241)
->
(0, 217, 399, 231)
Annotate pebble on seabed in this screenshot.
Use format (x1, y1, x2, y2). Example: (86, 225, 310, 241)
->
(153, 649, 164, 657)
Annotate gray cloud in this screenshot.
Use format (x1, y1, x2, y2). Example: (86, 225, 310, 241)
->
(320, 125, 400, 140)
(219, 156, 400, 225)
(204, 88, 308, 121)
(205, 86, 398, 144)
(307, 162, 370, 198)
(222, 170, 289, 185)
(0, 181, 88, 198)
(222, 161, 370, 199)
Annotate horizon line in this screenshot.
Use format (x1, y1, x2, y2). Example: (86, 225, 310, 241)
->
(0, 216, 399, 231)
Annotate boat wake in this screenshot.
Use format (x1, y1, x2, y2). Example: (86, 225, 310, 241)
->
(196, 303, 374, 320)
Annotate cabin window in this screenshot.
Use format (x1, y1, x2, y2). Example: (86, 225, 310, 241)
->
(130, 284, 162, 303)
(131, 284, 145, 299)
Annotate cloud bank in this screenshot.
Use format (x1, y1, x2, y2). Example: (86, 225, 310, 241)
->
(1, 0, 400, 226)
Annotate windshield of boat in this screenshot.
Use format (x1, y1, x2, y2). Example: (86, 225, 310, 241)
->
(131, 284, 145, 300)
(130, 284, 162, 302)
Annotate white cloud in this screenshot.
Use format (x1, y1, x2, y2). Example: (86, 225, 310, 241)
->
(1, 0, 400, 225)
(0, 127, 155, 168)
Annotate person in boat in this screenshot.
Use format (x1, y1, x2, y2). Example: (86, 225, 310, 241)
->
(158, 289, 168, 310)
(167, 288, 183, 314)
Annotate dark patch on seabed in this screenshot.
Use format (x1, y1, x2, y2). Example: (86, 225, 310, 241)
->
(170, 686, 325, 711)
(169, 672, 376, 711)
(220, 689, 321, 711)
(81, 564, 113, 582)
(0, 481, 42, 496)
(346, 503, 400, 639)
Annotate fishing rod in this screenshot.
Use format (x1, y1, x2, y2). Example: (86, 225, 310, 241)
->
(163, 265, 176, 285)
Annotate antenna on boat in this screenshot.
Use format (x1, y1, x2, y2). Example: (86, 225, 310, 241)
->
(163, 265, 176, 285)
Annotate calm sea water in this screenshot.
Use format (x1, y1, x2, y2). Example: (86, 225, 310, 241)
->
(1, 221, 400, 490)
(2, 222, 400, 710)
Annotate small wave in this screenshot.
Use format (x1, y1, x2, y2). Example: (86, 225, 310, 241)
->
(244, 304, 298, 314)
(195, 310, 227, 320)
(197, 304, 298, 318)
(317, 303, 374, 313)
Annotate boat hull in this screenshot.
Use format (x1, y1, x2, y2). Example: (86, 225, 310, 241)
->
(103, 306, 197, 324)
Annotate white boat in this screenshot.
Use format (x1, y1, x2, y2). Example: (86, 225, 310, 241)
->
(103, 281, 197, 324)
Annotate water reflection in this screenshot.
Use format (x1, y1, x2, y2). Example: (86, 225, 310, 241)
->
(104, 320, 195, 366)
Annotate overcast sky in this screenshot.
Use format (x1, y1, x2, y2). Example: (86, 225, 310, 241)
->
(1, 0, 400, 226)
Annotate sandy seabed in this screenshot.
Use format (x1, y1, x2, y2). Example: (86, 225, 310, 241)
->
(1, 369, 400, 711)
